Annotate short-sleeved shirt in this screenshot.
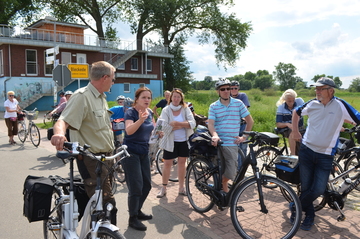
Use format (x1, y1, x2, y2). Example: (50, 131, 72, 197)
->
(109, 105, 125, 136)
(276, 98, 304, 127)
(59, 83, 114, 154)
(233, 93, 250, 108)
(4, 99, 18, 118)
(208, 98, 250, 146)
(123, 108, 154, 154)
(296, 97, 360, 155)
(155, 99, 168, 109)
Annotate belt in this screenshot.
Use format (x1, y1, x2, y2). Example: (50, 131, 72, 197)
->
(93, 151, 113, 156)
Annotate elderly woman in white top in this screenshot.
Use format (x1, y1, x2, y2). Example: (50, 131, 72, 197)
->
(4, 91, 21, 144)
(157, 88, 196, 198)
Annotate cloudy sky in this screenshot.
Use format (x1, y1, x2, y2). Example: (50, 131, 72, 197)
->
(183, 0, 360, 89)
(114, 0, 360, 89)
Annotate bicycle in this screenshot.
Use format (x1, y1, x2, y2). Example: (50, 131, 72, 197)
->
(43, 111, 61, 126)
(155, 148, 183, 182)
(18, 108, 41, 147)
(185, 130, 302, 239)
(44, 142, 129, 239)
(110, 140, 126, 195)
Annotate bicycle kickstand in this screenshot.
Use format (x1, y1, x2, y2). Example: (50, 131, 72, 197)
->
(333, 201, 346, 221)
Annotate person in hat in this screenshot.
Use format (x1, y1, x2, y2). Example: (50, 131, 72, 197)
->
(208, 79, 254, 193)
(49, 91, 73, 117)
(290, 77, 360, 231)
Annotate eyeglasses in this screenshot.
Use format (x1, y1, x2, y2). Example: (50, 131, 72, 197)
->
(230, 87, 238, 90)
(8, 95, 14, 97)
(315, 87, 331, 92)
(104, 75, 115, 82)
(219, 87, 231, 91)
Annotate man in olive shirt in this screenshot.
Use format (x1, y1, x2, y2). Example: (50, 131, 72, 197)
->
(51, 61, 117, 224)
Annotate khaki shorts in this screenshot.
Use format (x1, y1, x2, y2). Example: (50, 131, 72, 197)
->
(218, 146, 238, 180)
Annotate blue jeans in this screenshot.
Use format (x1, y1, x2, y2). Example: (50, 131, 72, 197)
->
(122, 150, 152, 217)
(237, 123, 247, 171)
(298, 144, 333, 217)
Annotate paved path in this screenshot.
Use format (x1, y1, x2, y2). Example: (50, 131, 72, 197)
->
(1, 112, 360, 238)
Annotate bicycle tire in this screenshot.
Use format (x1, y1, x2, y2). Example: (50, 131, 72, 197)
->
(344, 154, 360, 191)
(230, 175, 301, 239)
(113, 147, 126, 184)
(43, 188, 62, 239)
(85, 227, 126, 239)
(185, 157, 217, 213)
(256, 146, 282, 177)
(155, 148, 179, 182)
(18, 121, 27, 143)
(30, 123, 41, 147)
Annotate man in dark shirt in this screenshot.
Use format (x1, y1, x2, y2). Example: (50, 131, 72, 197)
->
(152, 90, 171, 118)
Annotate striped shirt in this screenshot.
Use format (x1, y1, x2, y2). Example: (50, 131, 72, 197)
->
(208, 98, 250, 146)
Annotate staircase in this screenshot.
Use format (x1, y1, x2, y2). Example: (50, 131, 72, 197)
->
(110, 50, 138, 68)
(19, 94, 44, 109)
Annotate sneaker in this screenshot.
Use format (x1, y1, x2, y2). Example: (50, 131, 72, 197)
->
(289, 202, 296, 224)
(156, 187, 166, 198)
(300, 215, 314, 231)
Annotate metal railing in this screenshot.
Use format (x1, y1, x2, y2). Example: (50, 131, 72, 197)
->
(0, 24, 168, 53)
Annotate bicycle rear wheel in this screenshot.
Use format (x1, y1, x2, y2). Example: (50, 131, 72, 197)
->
(18, 121, 27, 143)
(256, 146, 282, 177)
(43, 188, 62, 239)
(85, 227, 125, 239)
(30, 123, 41, 147)
(185, 157, 216, 213)
(230, 176, 301, 239)
(155, 149, 179, 182)
(344, 155, 360, 191)
(113, 146, 126, 184)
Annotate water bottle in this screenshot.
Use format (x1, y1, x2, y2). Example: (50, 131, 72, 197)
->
(338, 178, 352, 194)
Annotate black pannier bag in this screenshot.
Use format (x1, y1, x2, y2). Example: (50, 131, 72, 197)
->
(189, 130, 217, 156)
(274, 155, 300, 184)
(23, 175, 54, 222)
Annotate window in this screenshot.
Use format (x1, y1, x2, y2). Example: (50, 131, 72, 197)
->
(124, 83, 130, 93)
(44, 51, 53, 75)
(118, 63, 125, 70)
(61, 52, 71, 65)
(26, 49, 37, 75)
(131, 58, 138, 71)
(146, 59, 152, 72)
(139, 83, 145, 88)
(0, 50, 3, 76)
(76, 53, 86, 63)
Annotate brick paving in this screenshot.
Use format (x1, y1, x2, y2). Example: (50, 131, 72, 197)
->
(148, 167, 360, 239)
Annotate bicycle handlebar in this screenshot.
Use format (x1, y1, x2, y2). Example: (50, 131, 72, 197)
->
(56, 142, 130, 161)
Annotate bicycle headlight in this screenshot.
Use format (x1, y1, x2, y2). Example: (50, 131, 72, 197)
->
(106, 202, 114, 212)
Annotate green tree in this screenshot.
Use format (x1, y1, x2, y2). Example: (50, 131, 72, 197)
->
(273, 62, 301, 91)
(348, 77, 360, 92)
(311, 74, 342, 88)
(0, 0, 39, 25)
(253, 75, 274, 90)
(244, 71, 256, 82)
(120, 0, 252, 90)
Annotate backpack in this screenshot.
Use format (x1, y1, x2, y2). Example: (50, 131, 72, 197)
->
(23, 175, 54, 222)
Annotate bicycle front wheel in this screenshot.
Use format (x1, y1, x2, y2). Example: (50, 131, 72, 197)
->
(85, 227, 125, 239)
(29, 123, 41, 147)
(230, 176, 301, 239)
(155, 149, 179, 182)
(43, 188, 62, 239)
(344, 155, 360, 191)
(185, 157, 217, 213)
(18, 121, 27, 143)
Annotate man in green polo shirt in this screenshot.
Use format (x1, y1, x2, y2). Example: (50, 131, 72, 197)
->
(51, 61, 117, 224)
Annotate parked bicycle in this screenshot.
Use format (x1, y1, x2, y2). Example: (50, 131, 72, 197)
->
(44, 142, 129, 239)
(110, 140, 126, 195)
(334, 125, 359, 163)
(18, 108, 41, 147)
(43, 111, 61, 126)
(185, 130, 302, 239)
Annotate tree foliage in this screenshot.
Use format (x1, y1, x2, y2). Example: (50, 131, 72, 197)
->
(119, 0, 252, 89)
(0, 0, 39, 25)
(36, 0, 122, 39)
(348, 77, 360, 92)
(273, 62, 303, 91)
(311, 74, 342, 88)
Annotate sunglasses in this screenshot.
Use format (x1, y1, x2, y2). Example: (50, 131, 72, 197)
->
(219, 87, 231, 91)
(230, 87, 238, 90)
(8, 95, 15, 97)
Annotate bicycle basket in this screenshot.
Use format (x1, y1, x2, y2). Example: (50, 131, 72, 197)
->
(26, 111, 39, 121)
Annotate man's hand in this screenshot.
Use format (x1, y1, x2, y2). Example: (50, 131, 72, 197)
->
(51, 134, 67, 151)
(211, 136, 220, 147)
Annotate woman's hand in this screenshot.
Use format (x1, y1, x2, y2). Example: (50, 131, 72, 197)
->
(138, 109, 149, 123)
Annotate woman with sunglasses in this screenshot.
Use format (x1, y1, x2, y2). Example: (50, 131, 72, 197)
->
(4, 91, 21, 145)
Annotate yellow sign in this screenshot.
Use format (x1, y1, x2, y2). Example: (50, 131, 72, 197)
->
(68, 64, 89, 79)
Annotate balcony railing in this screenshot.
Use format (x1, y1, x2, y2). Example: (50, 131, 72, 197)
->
(0, 24, 168, 54)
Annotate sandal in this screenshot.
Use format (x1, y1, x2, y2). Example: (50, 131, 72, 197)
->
(178, 188, 187, 196)
(157, 187, 166, 198)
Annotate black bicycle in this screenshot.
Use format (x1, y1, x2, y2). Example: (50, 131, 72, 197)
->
(185, 131, 302, 239)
